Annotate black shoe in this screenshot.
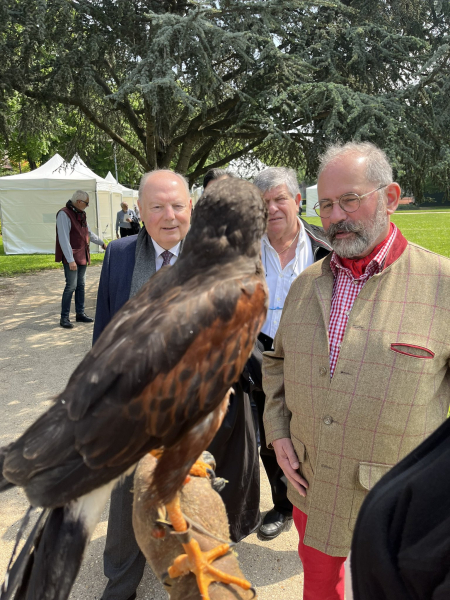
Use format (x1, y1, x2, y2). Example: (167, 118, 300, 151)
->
(258, 508, 292, 541)
(75, 313, 94, 323)
(60, 318, 74, 329)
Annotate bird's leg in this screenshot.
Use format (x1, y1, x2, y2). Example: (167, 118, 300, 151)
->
(165, 495, 253, 600)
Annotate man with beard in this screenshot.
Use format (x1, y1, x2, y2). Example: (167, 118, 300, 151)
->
(263, 141, 450, 600)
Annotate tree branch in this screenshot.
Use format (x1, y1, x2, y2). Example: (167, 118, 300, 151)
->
(92, 71, 146, 146)
(188, 137, 217, 168)
(187, 137, 265, 185)
(23, 89, 149, 170)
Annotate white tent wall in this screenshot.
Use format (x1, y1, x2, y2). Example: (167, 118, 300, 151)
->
(305, 184, 318, 217)
(97, 190, 114, 242)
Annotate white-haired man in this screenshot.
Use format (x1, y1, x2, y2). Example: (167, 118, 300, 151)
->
(263, 142, 450, 599)
(55, 190, 106, 329)
(249, 167, 331, 541)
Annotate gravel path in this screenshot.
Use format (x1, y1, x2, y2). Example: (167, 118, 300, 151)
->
(0, 266, 304, 599)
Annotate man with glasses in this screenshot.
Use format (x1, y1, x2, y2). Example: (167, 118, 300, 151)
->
(263, 142, 450, 599)
(249, 167, 330, 541)
(56, 190, 106, 329)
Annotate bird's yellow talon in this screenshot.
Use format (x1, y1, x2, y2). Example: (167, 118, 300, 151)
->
(165, 496, 252, 599)
(189, 459, 213, 479)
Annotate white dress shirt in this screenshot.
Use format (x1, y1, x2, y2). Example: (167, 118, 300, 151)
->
(261, 217, 314, 339)
(152, 239, 181, 271)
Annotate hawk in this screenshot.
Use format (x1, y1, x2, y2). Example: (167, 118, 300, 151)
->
(0, 178, 268, 600)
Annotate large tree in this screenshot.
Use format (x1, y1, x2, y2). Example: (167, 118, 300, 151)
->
(1, 0, 449, 196)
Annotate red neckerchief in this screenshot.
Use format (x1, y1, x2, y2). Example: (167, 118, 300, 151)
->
(339, 222, 395, 279)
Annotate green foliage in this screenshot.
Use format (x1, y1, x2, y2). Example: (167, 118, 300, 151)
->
(0, 0, 449, 195)
(304, 210, 450, 256)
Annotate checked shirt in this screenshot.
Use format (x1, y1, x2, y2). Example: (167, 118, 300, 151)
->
(328, 225, 398, 377)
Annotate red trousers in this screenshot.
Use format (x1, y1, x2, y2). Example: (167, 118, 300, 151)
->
(293, 507, 346, 600)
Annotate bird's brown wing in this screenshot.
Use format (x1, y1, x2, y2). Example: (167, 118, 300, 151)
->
(73, 270, 267, 466)
(3, 267, 267, 507)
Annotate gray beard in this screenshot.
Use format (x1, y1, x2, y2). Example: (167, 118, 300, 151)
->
(325, 203, 389, 259)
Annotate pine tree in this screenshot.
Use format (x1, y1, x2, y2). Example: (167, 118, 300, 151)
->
(1, 0, 449, 196)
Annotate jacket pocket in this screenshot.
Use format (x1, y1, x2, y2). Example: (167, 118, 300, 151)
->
(348, 462, 392, 531)
(390, 343, 434, 359)
(290, 433, 306, 463)
(290, 433, 314, 483)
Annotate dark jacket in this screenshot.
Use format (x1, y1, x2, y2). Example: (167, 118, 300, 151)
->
(93, 235, 138, 344)
(351, 415, 450, 600)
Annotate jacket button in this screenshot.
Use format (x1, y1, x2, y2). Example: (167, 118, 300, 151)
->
(319, 367, 327, 376)
(323, 416, 333, 425)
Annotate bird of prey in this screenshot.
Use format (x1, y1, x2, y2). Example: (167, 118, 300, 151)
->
(0, 178, 268, 600)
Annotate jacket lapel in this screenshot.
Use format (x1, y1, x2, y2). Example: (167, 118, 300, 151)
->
(313, 256, 334, 348)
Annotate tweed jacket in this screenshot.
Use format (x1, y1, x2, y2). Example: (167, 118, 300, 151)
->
(263, 231, 450, 556)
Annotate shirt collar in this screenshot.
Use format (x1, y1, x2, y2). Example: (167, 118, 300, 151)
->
(262, 217, 305, 251)
(330, 224, 397, 280)
(151, 239, 181, 258)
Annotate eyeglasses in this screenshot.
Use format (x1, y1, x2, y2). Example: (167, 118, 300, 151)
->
(313, 185, 388, 218)
(79, 199, 89, 206)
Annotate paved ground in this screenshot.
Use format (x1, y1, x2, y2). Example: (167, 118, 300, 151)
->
(0, 266, 304, 599)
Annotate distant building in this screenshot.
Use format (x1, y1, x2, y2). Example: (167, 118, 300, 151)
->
(397, 196, 414, 206)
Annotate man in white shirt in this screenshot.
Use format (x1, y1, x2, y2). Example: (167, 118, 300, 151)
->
(115, 201, 136, 238)
(250, 167, 331, 540)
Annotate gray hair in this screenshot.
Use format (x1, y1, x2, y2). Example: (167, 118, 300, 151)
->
(70, 190, 89, 204)
(318, 142, 393, 185)
(138, 169, 190, 201)
(253, 167, 300, 199)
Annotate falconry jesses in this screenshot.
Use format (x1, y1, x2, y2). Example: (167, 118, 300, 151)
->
(0, 179, 268, 600)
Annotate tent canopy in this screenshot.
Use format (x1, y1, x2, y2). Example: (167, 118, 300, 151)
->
(105, 171, 138, 200)
(0, 155, 120, 254)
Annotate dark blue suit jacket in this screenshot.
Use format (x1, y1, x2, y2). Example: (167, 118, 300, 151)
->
(93, 235, 140, 344)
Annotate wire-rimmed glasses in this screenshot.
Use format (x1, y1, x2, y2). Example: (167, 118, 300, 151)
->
(313, 184, 388, 218)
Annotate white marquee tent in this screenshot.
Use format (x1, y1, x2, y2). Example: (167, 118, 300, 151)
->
(0, 155, 123, 255)
(305, 184, 318, 217)
(104, 171, 138, 203)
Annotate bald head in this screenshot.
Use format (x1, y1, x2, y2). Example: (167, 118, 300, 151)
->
(138, 170, 192, 249)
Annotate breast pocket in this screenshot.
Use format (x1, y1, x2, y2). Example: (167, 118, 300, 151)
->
(390, 343, 435, 359)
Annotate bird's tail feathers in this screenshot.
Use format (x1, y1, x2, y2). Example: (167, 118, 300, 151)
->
(0, 507, 48, 600)
(1, 482, 116, 600)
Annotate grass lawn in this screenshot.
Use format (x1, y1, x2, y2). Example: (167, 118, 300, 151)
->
(0, 236, 105, 277)
(303, 212, 450, 257)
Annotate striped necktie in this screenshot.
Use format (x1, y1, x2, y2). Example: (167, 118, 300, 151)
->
(161, 250, 173, 267)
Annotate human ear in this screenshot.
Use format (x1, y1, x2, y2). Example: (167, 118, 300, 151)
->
(386, 183, 401, 215)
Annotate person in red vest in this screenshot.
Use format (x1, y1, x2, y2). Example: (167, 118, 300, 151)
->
(55, 190, 106, 329)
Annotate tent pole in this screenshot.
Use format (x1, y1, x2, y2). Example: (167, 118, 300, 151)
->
(94, 187, 101, 255)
